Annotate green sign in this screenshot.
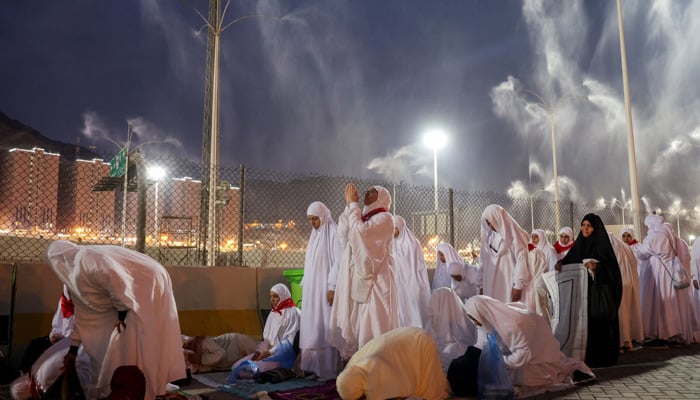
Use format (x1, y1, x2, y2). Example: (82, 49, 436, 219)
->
(109, 147, 128, 177)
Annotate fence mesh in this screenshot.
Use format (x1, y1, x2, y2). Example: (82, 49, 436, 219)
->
(1, 148, 697, 266)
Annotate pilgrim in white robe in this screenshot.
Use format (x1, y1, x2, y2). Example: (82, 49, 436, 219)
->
(633, 215, 693, 343)
(232, 283, 301, 373)
(691, 238, 700, 340)
(532, 229, 558, 271)
(328, 208, 360, 360)
(184, 333, 260, 373)
(432, 242, 463, 291)
(10, 337, 92, 400)
(426, 287, 477, 372)
(671, 231, 700, 342)
(553, 227, 575, 260)
(392, 215, 431, 328)
(479, 205, 534, 308)
(336, 327, 450, 400)
(465, 295, 593, 392)
(447, 261, 480, 303)
(608, 233, 644, 347)
(623, 227, 655, 340)
(300, 201, 341, 379)
(46, 241, 186, 400)
(529, 247, 552, 324)
(345, 185, 399, 347)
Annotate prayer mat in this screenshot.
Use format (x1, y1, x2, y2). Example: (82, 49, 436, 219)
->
(218, 378, 325, 399)
(268, 380, 340, 400)
(542, 264, 588, 361)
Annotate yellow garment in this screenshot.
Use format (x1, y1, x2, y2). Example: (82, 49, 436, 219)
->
(336, 327, 449, 400)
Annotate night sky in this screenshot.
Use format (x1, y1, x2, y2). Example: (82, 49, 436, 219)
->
(1, 1, 699, 212)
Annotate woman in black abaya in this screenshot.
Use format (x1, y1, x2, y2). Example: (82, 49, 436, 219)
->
(560, 213, 623, 367)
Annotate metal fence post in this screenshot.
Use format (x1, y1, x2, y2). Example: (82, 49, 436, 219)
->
(135, 152, 147, 253)
(448, 188, 455, 246)
(237, 164, 245, 266)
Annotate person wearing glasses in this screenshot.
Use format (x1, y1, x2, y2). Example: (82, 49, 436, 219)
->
(554, 227, 575, 260)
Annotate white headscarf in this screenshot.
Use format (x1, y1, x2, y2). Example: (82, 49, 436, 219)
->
(480, 205, 529, 260)
(532, 229, 551, 249)
(432, 242, 463, 290)
(621, 227, 635, 239)
(557, 227, 574, 246)
(464, 295, 591, 387)
(304, 201, 338, 287)
(426, 287, 476, 371)
(361, 185, 392, 216)
(264, 283, 301, 352)
(270, 283, 292, 303)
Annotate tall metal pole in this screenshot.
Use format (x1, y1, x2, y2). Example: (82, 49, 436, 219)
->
(433, 146, 438, 236)
(617, 0, 643, 238)
(549, 111, 561, 232)
(120, 125, 132, 247)
(206, 15, 221, 266)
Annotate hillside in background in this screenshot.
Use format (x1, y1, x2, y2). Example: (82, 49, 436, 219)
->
(0, 111, 99, 160)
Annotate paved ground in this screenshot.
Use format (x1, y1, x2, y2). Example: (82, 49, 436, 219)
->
(2, 343, 699, 399)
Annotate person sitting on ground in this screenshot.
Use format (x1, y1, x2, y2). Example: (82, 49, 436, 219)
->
(464, 295, 595, 392)
(448, 261, 479, 303)
(230, 283, 301, 373)
(336, 326, 450, 400)
(182, 333, 260, 374)
(19, 285, 75, 373)
(426, 287, 477, 372)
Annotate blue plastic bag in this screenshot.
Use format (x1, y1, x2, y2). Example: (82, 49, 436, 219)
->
(477, 330, 515, 400)
(228, 360, 260, 383)
(262, 335, 296, 370)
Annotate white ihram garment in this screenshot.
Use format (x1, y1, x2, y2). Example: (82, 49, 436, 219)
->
(46, 241, 186, 400)
(432, 242, 462, 291)
(300, 201, 341, 379)
(479, 205, 534, 308)
(608, 233, 644, 345)
(426, 287, 476, 372)
(393, 215, 431, 328)
(346, 185, 399, 347)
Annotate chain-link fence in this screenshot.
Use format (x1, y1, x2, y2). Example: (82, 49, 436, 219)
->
(1, 148, 698, 266)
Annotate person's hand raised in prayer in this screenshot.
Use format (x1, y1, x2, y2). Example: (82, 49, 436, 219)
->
(345, 183, 359, 205)
(327, 290, 335, 306)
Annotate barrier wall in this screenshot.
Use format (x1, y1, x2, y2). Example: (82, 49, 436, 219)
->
(0, 263, 287, 369)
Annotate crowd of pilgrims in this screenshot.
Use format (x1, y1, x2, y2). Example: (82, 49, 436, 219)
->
(11, 183, 700, 400)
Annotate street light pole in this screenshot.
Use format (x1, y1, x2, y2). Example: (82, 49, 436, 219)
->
(617, 0, 643, 238)
(189, 1, 281, 266)
(519, 87, 584, 233)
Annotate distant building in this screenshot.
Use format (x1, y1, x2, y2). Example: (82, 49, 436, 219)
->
(0, 147, 60, 234)
(57, 157, 115, 237)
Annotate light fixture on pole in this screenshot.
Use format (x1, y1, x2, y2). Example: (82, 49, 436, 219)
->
(147, 165, 166, 245)
(189, 0, 281, 266)
(518, 87, 585, 233)
(423, 129, 447, 237)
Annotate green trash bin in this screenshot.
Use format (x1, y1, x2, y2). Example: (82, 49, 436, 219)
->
(282, 268, 304, 309)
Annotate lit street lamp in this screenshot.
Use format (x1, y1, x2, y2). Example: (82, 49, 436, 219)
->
(598, 190, 632, 225)
(147, 165, 166, 245)
(424, 129, 447, 235)
(518, 86, 585, 233)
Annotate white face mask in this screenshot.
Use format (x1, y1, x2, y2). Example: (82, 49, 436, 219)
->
(488, 230, 504, 254)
